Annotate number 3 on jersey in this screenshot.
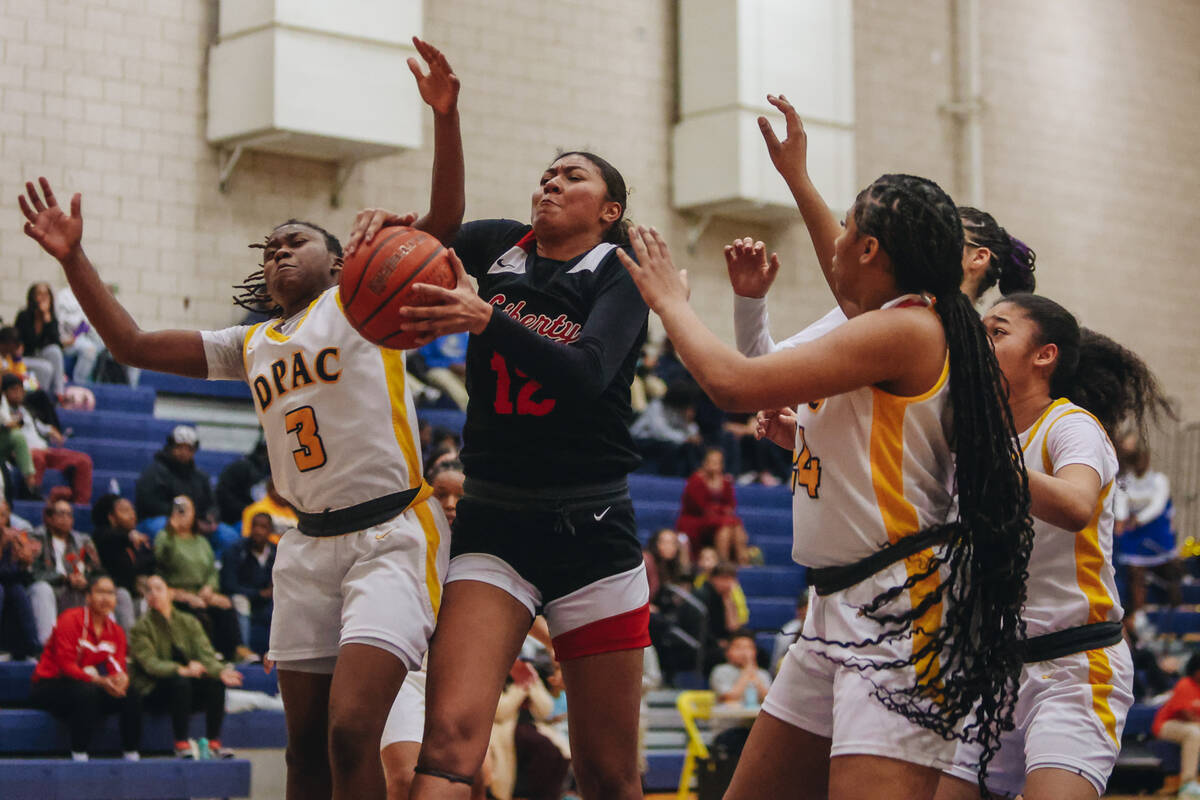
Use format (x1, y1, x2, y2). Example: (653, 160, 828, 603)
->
(792, 425, 821, 499)
(284, 406, 327, 472)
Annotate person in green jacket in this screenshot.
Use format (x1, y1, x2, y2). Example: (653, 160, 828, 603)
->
(155, 495, 251, 662)
(128, 574, 243, 757)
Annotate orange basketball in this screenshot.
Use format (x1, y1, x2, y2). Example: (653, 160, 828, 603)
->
(339, 226, 456, 349)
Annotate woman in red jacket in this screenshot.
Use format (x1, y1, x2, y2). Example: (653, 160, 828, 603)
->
(676, 448, 751, 564)
(30, 573, 142, 761)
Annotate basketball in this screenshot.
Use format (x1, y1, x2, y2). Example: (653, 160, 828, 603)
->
(338, 226, 456, 349)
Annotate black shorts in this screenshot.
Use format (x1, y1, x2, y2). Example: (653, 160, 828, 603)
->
(446, 478, 650, 661)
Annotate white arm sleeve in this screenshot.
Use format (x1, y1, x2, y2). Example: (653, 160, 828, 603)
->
(733, 299, 849, 357)
(201, 326, 251, 382)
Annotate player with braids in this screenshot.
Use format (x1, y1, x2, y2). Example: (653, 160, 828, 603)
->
(937, 293, 1173, 800)
(957, 207, 1036, 299)
(20, 38, 465, 800)
(618, 170, 1033, 799)
(234, 220, 345, 316)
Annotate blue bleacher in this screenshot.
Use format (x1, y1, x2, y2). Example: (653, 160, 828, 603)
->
(737, 565, 806, 598)
(57, 410, 189, 444)
(78, 384, 156, 415)
(138, 371, 252, 402)
(0, 758, 250, 800)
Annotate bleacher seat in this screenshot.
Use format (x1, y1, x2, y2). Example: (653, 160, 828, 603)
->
(0, 663, 276, 706)
(644, 750, 685, 792)
(79, 384, 156, 415)
(139, 371, 253, 402)
(58, 411, 189, 445)
(746, 598, 795, 632)
(1147, 609, 1200, 636)
(418, 408, 466, 435)
(737, 565, 806, 599)
(0, 758, 250, 800)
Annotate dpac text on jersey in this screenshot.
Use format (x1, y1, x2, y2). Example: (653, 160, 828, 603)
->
(488, 294, 581, 343)
(252, 347, 340, 412)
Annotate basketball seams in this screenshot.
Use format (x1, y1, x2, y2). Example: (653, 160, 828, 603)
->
(375, 255, 457, 345)
(341, 227, 409, 319)
(356, 241, 446, 330)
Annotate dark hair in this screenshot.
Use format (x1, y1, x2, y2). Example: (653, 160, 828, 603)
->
(728, 628, 755, 644)
(1187, 651, 1200, 678)
(426, 458, 465, 482)
(250, 512, 274, 528)
(86, 572, 113, 593)
(646, 528, 687, 585)
(24, 282, 57, 318)
(836, 175, 1034, 789)
(552, 151, 629, 245)
(91, 493, 121, 531)
(0, 327, 19, 346)
(234, 220, 343, 315)
(662, 380, 696, 411)
(1, 373, 22, 392)
(998, 293, 1174, 440)
(710, 560, 739, 579)
(44, 486, 74, 512)
(959, 207, 1036, 297)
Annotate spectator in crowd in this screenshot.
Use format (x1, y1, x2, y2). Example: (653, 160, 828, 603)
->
(53, 285, 107, 384)
(489, 659, 570, 800)
(1154, 652, 1200, 798)
(220, 512, 274, 654)
(417, 332, 469, 410)
(428, 458, 465, 524)
(725, 412, 788, 487)
(11, 285, 65, 396)
(630, 380, 703, 476)
(134, 426, 215, 526)
(91, 494, 153, 630)
(215, 439, 269, 527)
(1, 373, 93, 502)
(30, 574, 142, 761)
(128, 575, 243, 758)
(708, 629, 772, 757)
(0, 390, 38, 499)
(239, 477, 296, 545)
(1115, 433, 1182, 618)
(769, 589, 809, 674)
(0, 326, 38, 389)
(694, 560, 749, 674)
(155, 495, 250, 662)
(677, 447, 751, 564)
(0, 499, 39, 660)
(29, 490, 102, 644)
(643, 527, 691, 611)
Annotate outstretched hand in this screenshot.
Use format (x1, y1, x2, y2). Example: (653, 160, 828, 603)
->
(409, 36, 460, 117)
(724, 237, 781, 299)
(396, 249, 490, 346)
(344, 209, 420, 259)
(757, 94, 809, 184)
(19, 178, 82, 263)
(616, 225, 690, 313)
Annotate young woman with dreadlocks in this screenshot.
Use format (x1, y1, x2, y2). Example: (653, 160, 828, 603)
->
(936, 293, 1172, 800)
(726, 94, 1038, 359)
(617, 175, 1034, 800)
(20, 38, 463, 800)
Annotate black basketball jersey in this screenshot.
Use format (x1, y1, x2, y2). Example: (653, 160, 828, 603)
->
(452, 219, 648, 488)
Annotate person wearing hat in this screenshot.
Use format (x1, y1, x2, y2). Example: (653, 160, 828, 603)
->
(1, 372, 93, 502)
(134, 425, 219, 538)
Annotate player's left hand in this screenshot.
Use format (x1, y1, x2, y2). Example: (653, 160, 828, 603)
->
(409, 37, 460, 117)
(617, 225, 690, 312)
(397, 249, 492, 345)
(344, 209, 420, 259)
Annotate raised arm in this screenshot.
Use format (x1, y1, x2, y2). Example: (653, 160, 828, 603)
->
(758, 95, 858, 317)
(19, 179, 208, 377)
(345, 37, 464, 254)
(619, 226, 944, 412)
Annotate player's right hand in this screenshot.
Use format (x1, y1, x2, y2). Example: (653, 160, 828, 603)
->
(758, 94, 810, 184)
(344, 208, 419, 259)
(756, 407, 797, 450)
(19, 178, 83, 263)
(724, 237, 781, 299)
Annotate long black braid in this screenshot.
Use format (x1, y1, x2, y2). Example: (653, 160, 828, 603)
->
(233, 219, 343, 315)
(811, 175, 1034, 794)
(998, 293, 1175, 440)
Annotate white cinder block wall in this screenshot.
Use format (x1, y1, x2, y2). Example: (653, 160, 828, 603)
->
(1, 0, 1197, 417)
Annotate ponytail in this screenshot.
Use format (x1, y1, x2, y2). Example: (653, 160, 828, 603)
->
(959, 206, 1036, 296)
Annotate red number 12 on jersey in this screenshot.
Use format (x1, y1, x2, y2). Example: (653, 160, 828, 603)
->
(490, 352, 555, 416)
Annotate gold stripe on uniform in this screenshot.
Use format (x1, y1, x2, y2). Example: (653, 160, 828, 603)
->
(379, 348, 426, 492)
(1086, 646, 1119, 744)
(413, 500, 443, 616)
(868, 363, 948, 689)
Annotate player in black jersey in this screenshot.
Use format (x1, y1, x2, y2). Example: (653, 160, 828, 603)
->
(347, 151, 649, 799)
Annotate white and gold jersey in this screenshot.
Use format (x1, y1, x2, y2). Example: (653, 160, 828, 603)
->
(1020, 398, 1122, 637)
(202, 287, 427, 515)
(790, 297, 954, 569)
